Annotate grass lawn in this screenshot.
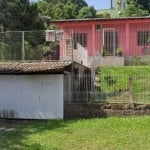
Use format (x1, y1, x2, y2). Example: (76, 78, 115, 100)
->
(0, 116, 150, 150)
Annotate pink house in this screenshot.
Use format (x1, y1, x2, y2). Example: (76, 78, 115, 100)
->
(52, 17, 150, 66)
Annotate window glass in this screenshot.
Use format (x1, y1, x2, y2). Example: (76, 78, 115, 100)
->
(137, 31, 150, 46)
(73, 33, 87, 48)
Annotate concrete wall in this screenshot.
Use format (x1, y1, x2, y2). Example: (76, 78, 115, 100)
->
(88, 56, 124, 67)
(125, 56, 150, 66)
(65, 103, 150, 119)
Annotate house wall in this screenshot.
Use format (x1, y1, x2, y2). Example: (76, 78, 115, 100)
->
(0, 75, 64, 119)
(54, 18, 150, 61)
(128, 23, 150, 56)
(57, 21, 126, 57)
(63, 25, 92, 55)
(95, 23, 126, 55)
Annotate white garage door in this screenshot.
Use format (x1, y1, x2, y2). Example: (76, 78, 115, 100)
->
(0, 75, 64, 119)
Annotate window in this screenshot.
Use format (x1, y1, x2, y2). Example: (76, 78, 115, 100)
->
(104, 31, 118, 55)
(73, 33, 87, 49)
(137, 31, 150, 46)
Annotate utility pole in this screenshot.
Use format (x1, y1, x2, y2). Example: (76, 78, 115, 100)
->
(111, 0, 113, 8)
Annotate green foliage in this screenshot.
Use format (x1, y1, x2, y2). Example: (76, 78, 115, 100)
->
(70, 0, 88, 10)
(0, 0, 95, 30)
(52, 3, 66, 20)
(136, 0, 150, 13)
(43, 0, 88, 10)
(102, 46, 107, 57)
(0, 0, 44, 31)
(64, 1, 78, 19)
(0, 31, 22, 60)
(98, 66, 150, 94)
(77, 6, 96, 19)
(24, 40, 34, 60)
(38, 0, 95, 21)
(97, 12, 111, 18)
(121, 0, 149, 17)
(116, 47, 123, 56)
(0, 42, 10, 60)
(0, 42, 22, 60)
(53, 2, 78, 20)
(133, 56, 142, 66)
(99, 66, 150, 77)
(133, 56, 150, 66)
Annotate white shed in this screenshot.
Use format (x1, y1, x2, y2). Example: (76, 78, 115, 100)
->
(0, 61, 72, 119)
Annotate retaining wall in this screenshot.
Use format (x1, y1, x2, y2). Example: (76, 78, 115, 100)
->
(64, 103, 150, 119)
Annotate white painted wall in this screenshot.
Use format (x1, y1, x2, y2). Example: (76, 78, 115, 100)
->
(0, 75, 64, 119)
(73, 43, 88, 66)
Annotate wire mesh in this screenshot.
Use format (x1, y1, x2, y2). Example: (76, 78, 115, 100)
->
(66, 74, 150, 104)
(133, 74, 150, 103)
(0, 30, 73, 61)
(0, 31, 22, 60)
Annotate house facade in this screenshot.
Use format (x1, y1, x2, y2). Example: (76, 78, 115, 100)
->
(52, 17, 150, 67)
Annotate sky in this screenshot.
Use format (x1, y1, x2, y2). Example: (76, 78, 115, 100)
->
(86, 0, 111, 10)
(30, 0, 111, 10)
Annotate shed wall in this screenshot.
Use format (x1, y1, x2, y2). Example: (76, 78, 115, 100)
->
(0, 75, 64, 119)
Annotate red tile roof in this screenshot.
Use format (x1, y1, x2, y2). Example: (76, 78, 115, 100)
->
(0, 61, 72, 74)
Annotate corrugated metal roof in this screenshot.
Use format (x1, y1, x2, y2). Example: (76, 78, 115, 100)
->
(52, 16, 150, 23)
(0, 61, 72, 74)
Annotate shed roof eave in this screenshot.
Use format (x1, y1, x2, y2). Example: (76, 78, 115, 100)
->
(0, 61, 72, 74)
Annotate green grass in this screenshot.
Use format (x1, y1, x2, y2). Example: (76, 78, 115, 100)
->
(0, 116, 150, 150)
(96, 66, 150, 102)
(99, 66, 150, 76)
(99, 66, 150, 92)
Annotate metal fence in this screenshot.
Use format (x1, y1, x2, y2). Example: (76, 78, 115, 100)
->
(0, 31, 43, 61)
(0, 30, 73, 61)
(65, 74, 150, 104)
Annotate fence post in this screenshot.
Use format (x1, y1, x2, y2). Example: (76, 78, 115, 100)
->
(22, 31, 25, 61)
(128, 76, 134, 108)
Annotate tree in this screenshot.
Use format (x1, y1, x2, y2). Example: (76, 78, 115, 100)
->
(97, 12, 111, 18)
(38, 0, 89, 20)
(52, 3, 66, 20)
(44, 0, 88, 10)
(37, 1, 53, 17)
(136, 0, 150, 13)
(121, 0, 149, 17)
(0, 0, 6, 31)
(77, 6, 96, 19)
(1, 0, 44, 31)
(64, 1, 78, 19)
(69, 0, 88, 10)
